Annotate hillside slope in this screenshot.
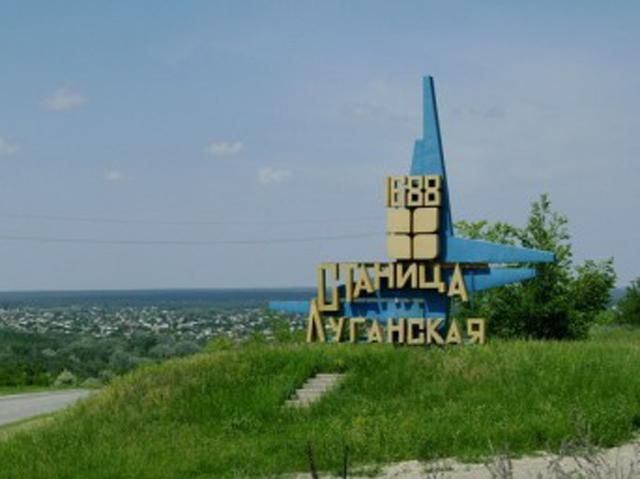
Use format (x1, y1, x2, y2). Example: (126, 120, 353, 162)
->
(1, 331, 640, 478)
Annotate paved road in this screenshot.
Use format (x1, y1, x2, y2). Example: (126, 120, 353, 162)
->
(0, 389, 91, 427)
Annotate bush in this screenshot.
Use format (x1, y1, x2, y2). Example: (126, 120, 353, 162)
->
(271, 316, 305, 343)
(173, 341, 200, 357)
(148, 343, 175, 359)
(617, 278, 640, 326)
(206, 336, 234, 352)
(109, 350, 136, 374)
(81, 377, 102, 389)
(54, 369, 77, 387)
(594, 310, 616, 326)
(98, 369, 115, 384)
(455, 194, 616, 339)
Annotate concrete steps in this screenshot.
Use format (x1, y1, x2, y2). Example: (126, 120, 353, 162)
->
(285, 373, 345, 408)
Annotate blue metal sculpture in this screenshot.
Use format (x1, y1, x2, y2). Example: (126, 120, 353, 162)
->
(269, 77, 554, 325)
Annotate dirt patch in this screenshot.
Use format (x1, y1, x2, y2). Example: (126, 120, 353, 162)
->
(292, 440, 640, 478)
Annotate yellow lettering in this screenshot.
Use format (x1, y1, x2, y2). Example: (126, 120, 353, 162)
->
(328, 317, 345, 342)
(418, 263, 446, 292)
(349, 317, 366, 343)
(424, 175, 441, 207)
(447, 263, 469, 302)
(387, 318, 406, 344)
(306, 299, 326, 343)
(387, 176, 406, 207)
(407, 318, 425, 345)
(385, 175, 441, 207)
(406, 176, 424, 207)
(317, 263, 340, 312)
(396, 263, 418, 289)
(445, 319, 462, 345)
(342, 263, 357, 302)
(426, 318, 444, 345)
(374, 262, 395, 290)
(367, 320, 384, 343)
(353, 264, 375, 298)
(467, 318, 486, 344)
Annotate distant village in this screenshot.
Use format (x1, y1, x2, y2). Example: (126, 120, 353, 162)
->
(0, 305, 306, 342)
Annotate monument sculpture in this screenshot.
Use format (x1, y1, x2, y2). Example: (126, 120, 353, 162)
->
(270, 77, 554, 345)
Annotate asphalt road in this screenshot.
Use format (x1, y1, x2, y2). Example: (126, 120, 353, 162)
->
(0, 389, 91, 427)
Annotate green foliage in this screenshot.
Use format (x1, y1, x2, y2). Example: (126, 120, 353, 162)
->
(53, 369, 77, 387)
(2, 334, 640, 477)
(454, 219, 520, 245)
(0, 330, 53, 387)
(206, 336, 234, 352)
(98, 370, 115, 384)
(81, 377, 103, 389)
(174, 341, 200, 357)
(148, 343, 175, 359)
(594, 309, 617, 326)
(271, 317, 303, 343)
(108, 350, 138, 375)
(617, 278, 640, 326)
(247, 329, 268, 345)
(0, 327, 210, 388)
(455, 194, 616, 339)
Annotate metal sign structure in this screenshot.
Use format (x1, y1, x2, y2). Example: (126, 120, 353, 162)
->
(270, 77, 554, 344)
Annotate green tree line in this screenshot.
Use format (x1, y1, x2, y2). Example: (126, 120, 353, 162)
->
(454, 194, 629, 339)
(0, 329, 201, 388)
(1, 193, 639, 389)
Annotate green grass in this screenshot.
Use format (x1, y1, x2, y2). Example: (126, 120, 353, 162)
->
(0, 414, 55, 442)
(1, 329, 640, 478)
(0, 385, 86, 396)
(0, 385, 58, 396)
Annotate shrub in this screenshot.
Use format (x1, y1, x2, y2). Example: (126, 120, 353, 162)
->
(98, 369, 115, 384)
(54, 369, 77, 387)
(617, 278, 640, 326)
(455, 194, 616, 339)
(149, 343, 175, 359)
(81, 377, 102, 389)
(173, 340, 200, 357)
(206, 336, 234, 352)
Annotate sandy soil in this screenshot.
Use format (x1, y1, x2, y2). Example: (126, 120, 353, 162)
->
(293, 440, 640, 478)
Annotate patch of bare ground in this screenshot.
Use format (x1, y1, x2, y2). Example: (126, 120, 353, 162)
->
(292, 436, 640, 478)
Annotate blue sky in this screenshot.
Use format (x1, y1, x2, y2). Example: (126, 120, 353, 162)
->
(0, 1, 638, 290)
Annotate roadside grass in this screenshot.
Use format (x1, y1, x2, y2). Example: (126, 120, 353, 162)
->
(0, 384, 94, 396)
(0, 414, 55, 442)
(1, 329, 640, 478)
(0, 386, 58, 396)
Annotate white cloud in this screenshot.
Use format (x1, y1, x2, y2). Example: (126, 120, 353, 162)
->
(341, 79, 418, 125)
(342, 101, 413, 124)
(205, 141, 244, 157)
(257, 167, 292, 185)
(0, 137, 19, 156)
(104, 170, 124, 182)
(44, 88, 87, 111)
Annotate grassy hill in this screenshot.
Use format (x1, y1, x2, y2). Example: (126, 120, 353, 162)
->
(1, 328, 640, 478)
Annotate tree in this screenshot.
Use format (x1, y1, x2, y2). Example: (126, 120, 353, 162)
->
(54, 369, 78, 387)
(455, 194, 616, 339)
(109, 350, 136, 374)
(173, 340, 200, 357)
(617, 278, 640, 326)
(149, 343, 175, 359)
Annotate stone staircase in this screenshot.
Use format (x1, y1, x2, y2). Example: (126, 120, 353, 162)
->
(285, 373, 345, 408)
